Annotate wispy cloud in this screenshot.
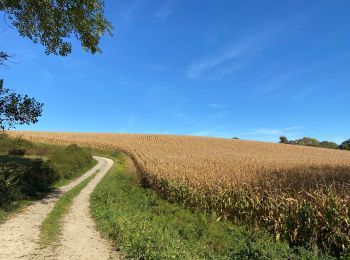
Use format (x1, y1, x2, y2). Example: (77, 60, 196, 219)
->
(253, 50, 350, 96)
(233, 126, 303, 141)
(155, 0, 176, 19)
(126, 113, 137, 130)
(290, 86, 320, 103)
(119, 0, 144, 22)
(239, 127, 302, 136)
(209, 103, 226, 109)
(186, 16, 310, 80)
(165, 105, 200, 125)
(186, 30, 276, 79)
(188, 124, 235, 138)
(187, 124, 303, 142)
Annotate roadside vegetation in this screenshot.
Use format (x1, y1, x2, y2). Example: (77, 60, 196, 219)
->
(40, 173, 96, 246)
(0, 133, 95, 223)
(91, 153, 326, 259)
(48, 144, 96, 188)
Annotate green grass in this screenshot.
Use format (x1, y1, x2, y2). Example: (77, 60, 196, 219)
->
(51, 158, 97, 188)
(48, 144, 95, 180)
(0, 132, 54, 156)
(91, 154, 326, 260)
(40, 173, 96, 246)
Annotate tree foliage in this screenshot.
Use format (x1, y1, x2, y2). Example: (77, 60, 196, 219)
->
(319, 141, 339, 149)
(279, 136, 350, 151)
(279, 136, 288, 144)
(0, 0, 112, 130)
(339, 139, 350, 151)
(0, 0, 112, 56)
(289, 137, 320, 147)
(0, 51, 10, 66)
(0, 79, 43, 130)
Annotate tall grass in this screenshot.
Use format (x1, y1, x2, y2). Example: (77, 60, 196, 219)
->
(0, 132, 49, 156)
(47, 144, 94, 180)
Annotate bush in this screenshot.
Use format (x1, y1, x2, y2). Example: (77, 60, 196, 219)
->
(280, 136, 340, 150)
(279, 136, 289, 144)
(8, 148, 26, 156)
(47, 144, 93, 179)
(290, 137, 320, 147)
(339, 139, 350, 150)
(0, 156, 58, 208)
(319, 141, 338, 149)
(0, 133, 53, 156)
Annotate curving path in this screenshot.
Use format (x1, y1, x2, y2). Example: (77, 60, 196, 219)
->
(0, 156, 119, 260)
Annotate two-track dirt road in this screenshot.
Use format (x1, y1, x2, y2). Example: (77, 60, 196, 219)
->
(0, 156, 119, 260)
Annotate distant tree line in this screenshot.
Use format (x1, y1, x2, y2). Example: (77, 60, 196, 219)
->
(279, 136, 350, 150)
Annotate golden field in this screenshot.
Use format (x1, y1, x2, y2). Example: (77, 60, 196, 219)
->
(10, 131, 350, 193)
(9, 131, 350, 254)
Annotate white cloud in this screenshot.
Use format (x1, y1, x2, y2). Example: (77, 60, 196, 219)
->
(189, 128, 233, 138)
(186, 30, 275, 79)
(254, 51, 350, 96)
(187, 126, 304, 142)
(239, 127, 302, 136)
(155, 0, 175, 19)
(252, 128, 283, 135)
(187, 45, 245, 79)
(186, 16, 308, 80)
(209, 103, 226, 109)
(230, 127, 303, 142)
(119, 0, 144, 22)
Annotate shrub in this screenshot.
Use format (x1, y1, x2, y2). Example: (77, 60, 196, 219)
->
(319, 141, 338, 149)
(0, 133, 53, 156)
(339, 139, 350, 150)
(8, 148, 26, 156)
(0, 156, 58, 208)
(0, 133, 32, 154)
(47, 144, 93, 179)
(289, 137, 320, 147)
(279, 136, 289, 144)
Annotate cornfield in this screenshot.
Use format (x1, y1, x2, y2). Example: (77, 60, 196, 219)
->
(9, 131, 350, 256)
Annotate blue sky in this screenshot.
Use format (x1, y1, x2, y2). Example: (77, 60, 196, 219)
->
(1, 0, 350, 143)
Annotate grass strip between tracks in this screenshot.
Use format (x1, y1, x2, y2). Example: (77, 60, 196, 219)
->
(39, 172, 97, 247)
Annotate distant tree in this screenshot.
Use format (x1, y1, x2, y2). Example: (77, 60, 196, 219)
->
(319, 141, 338, 149)
(0, 79, 43, 130)
(232, 137, 239, 140)
(291, 137, 320, 147)
(339, 139, 350, 150)
(280, 136, 343, 150)
(279, 136, 288, 144)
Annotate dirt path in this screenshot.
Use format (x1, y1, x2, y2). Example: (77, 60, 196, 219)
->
(41, 156, 119, 260)
(0, 156, 118, 260)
